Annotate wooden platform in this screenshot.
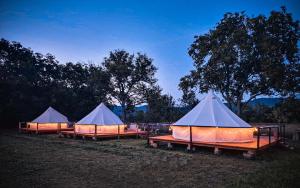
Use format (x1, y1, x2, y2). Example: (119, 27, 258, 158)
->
(60, 130, 147, 139)
(19, 128, 74, 134)
(149, 135, 279, 151)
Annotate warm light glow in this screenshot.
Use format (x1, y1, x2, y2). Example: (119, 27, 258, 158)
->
(27, 122, 68, 130)
(169, 126, 173, 131)
(254, 127, 258, 132)
(172, 126, 254, 143)
(75, 124, 125, 134)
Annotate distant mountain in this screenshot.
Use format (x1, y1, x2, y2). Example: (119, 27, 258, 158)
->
(112, 97, 298, 116)
(248, 98, 283, 107)
(112, 105, 148, 116)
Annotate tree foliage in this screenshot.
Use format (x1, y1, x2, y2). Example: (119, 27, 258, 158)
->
(103, 50, 157, 122)
(144, 85, 181, 123)
(242, 98, 300, 123)
(0, 39, 111, 127)
(180, 7, 300, 115)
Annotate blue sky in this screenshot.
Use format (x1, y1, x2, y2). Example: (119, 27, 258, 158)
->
(0, 0, 299, 102)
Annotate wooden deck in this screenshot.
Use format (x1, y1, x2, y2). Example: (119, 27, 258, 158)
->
(60, 130, 147, 139)
(149, 135, 279, 151)
(19, 128, 74, 134)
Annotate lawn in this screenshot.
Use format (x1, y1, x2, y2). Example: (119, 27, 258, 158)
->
(0, 130, 299, 188)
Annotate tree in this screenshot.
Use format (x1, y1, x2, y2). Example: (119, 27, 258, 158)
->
(0, 39, 61, 126)
(180, 7, 300, 115)
(271, 97, 300, 123)
(179, 72, 199, 108)
(103, 50, 157, 122)
(0, 38, 112, 127)
(56, 63, 111, 120)
(145, 85, 180, 123)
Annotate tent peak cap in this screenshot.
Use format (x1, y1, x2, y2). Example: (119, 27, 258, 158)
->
(47, 106, 55, 110)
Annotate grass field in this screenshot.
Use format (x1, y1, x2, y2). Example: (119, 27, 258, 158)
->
(1, 130, 300, 188)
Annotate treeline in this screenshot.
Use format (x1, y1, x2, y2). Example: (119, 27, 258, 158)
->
(242, 98, 300, 123)
(1, 7, 300, 128)
(0, 38, 299, 129)
(0, 39, 181, 128)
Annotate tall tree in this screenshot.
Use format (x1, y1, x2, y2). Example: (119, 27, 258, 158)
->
(0, 39, 61, 125)
(0, 38, 112, 127)
(180, 7, 300, 115)
(103, 50, 157, 122)
(145, 85, 178, 123)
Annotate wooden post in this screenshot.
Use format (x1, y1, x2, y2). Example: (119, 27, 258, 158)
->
(36, 123, 39, 134)
(118, 124, 120, 140)
(93, 124, 97, 140)
(189, 126, 193, 151)
(257, 127, 260, 149)
(268, 127, 271, 144)
(147, 124, 150, 146)
(277, 126, 280, 141)
(73, 124, 76, 138)
(57, 123, 61, 134)
(136, 124, 139, 139)
(18, 122, 21, 133)
(283, 124, 286, 144)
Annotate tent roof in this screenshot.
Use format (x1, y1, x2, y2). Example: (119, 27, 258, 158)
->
(77, 103, 124, 125)
(32, 107, 69, 123)
(173, 91, 251, 128)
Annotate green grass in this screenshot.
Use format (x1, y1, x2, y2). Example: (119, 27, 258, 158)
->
(0, 130, 299, 188)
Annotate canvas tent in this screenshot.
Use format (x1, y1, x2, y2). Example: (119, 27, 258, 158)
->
(27, 106, 69, 130)
(171, 91, 254, 143)
(75, 103, 125, 134)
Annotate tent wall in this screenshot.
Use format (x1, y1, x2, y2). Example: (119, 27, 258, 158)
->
(27, 122, 68, 130)
(75, 124, 125, 134)
(172, 126, 254, 143)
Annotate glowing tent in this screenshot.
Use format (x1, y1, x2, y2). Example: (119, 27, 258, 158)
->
(171, 91, 254, 143)
(75, 103, 125, 134)
(27, 107, 69, 130)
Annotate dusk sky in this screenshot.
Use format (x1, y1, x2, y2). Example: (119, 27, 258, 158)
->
(1, 0, 299, 101)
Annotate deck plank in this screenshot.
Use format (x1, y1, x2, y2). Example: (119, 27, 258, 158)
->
(149, 135, 278, 151)
(60, 130, 147, 138)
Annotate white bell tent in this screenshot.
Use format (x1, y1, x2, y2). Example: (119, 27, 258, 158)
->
(28, 107, 69, 130)
(171, 91, 254, 143)
(75, 103, 125, 134)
